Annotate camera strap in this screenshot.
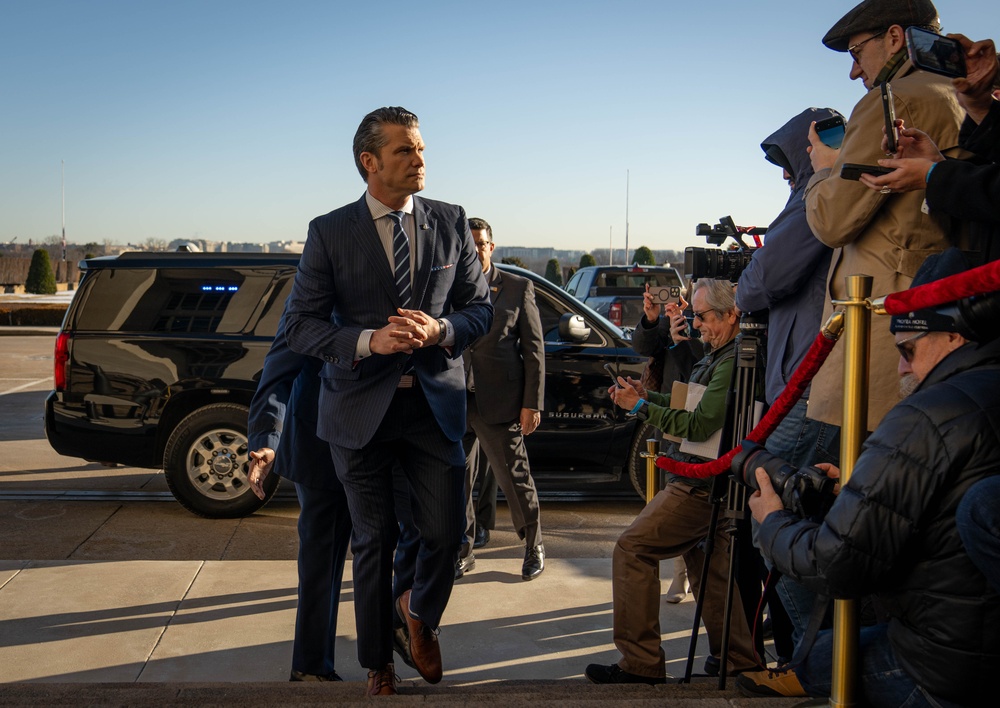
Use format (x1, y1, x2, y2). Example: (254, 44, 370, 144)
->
(768, 567, 832, 670)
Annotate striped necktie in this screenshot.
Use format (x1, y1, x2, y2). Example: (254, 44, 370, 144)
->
(387, 211, 412, 308)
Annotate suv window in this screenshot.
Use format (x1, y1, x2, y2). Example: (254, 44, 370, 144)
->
(76, 267, 280, 334)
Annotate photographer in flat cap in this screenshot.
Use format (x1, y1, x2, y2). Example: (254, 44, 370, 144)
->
(803, 0, 969, 436)
(737, 249, 1000, 706)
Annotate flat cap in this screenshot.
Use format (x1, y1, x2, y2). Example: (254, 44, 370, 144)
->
(822, 0, 940, 52)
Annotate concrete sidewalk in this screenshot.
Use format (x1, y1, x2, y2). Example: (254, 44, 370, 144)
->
(0, 557, 800, 706)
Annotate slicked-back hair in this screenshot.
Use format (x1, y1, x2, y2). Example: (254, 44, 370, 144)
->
(468, 217, 492, 241)
(353, 106, 419, 182)
(693, 278, 736, 315)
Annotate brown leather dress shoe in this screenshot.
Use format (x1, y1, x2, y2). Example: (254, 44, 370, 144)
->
(395, 589, 443, 683)
(366, 663, 398, 696)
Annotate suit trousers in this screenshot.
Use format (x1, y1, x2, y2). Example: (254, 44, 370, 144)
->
(293, 481, 352, 676)
(328, 386, 465, 669)
(473, 451, 498, 531)
(613, 480, 757, 679)
(462, 401, 541, 552)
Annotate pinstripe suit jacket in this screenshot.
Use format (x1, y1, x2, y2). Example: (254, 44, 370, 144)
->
(284, 193, 493, 450)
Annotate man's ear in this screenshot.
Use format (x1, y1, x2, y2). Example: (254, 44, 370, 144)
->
(886, 24, 906, 52)
(947, 331, 969, 348)
(359, 151, 379, 176)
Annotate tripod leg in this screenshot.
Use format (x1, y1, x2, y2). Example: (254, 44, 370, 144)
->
(719, 516, 739, 689)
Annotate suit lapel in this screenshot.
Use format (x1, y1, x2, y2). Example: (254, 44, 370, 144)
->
(350, 195, 399, 306)
(411, 197, 437, 309)
(488, 266, 503, 305)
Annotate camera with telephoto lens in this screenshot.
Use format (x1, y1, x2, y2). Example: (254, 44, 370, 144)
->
(685, 216, 764, 282)
(731, 441, 837, 521)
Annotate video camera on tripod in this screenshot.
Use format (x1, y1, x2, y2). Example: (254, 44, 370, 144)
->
(685, 216, 767, 282)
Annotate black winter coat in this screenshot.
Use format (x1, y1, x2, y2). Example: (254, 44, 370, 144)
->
(928, 100, 1000, 264)
(758, 337, 1000, 706)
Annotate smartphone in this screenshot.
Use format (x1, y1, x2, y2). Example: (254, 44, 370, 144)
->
(881, 81, 898, 154)
(840, 163, 895, 180)
(603, 363, 621, 389)
(815, 115, 846, 149)
(906, 26, 966, 78)
(649, 285, 681, 305)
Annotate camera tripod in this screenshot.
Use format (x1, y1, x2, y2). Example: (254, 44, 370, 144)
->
(679, 311, 767, 689)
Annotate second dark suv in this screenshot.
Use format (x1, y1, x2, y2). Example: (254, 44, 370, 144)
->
(46, 253, 658, 518)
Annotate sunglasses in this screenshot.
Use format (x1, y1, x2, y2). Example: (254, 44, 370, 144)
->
(895, 331, 928, 363)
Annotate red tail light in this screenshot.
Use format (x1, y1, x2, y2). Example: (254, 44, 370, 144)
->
(54, 331, 70, 391)
(608, 302, 622, 327)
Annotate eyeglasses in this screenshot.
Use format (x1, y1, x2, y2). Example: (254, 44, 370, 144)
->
(895, 331, 928, 363)
(848, 29, 887, 62)
(692, 309, 716, 322)
(474, 240, 493, 250)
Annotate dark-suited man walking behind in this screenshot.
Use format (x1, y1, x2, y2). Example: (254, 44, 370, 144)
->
(458, 218, 546, 581)
(283, 107, 493, 696)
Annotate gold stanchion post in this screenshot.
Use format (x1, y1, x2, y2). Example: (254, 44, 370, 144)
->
(829, 274, 872, 708)
(645, 438, 659, 504)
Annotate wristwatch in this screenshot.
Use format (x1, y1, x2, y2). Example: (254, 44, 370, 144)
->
(436, 318, 447, 345)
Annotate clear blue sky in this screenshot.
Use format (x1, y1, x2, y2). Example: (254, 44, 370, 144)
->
(0, 0, 989, 255)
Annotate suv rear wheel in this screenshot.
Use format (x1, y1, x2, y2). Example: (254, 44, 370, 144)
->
(163, 403, 278, 518)
(627, 422, 664, 500)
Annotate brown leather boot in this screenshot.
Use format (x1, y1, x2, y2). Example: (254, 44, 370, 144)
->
(365, 663, 398, 696)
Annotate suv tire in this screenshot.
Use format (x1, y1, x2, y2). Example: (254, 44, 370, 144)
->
(163, 403, 278, 518)
(627, 422, 664, 500)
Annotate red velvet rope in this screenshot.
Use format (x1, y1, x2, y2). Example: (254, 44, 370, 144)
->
(657, 333, 837, 479)
(883, 258, 1000, 314)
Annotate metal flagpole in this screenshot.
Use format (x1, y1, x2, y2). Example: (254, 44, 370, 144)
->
(625, 170, 630, 265)
(61, 160, 67, 281)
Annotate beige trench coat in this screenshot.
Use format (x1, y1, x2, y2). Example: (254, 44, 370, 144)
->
(805, 61, 969, 430)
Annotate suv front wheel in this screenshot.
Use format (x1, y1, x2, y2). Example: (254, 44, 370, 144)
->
(163, 403, 278, 518)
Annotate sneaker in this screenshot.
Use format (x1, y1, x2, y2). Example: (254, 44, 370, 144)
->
(585, 663, 666, 685)
(736, 668, 808, 697)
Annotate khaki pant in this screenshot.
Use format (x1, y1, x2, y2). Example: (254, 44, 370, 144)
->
(613, 481, 757, 679)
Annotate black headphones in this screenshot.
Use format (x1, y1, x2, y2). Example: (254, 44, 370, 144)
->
(938, 292, 1000, 343)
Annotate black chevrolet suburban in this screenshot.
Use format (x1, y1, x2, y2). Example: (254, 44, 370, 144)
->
(46, 252, 657, 518)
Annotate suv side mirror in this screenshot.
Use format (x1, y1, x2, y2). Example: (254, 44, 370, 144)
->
(558, 313, 591, 343)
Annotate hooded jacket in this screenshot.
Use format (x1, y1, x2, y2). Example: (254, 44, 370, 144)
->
(758, 336, 1000, 706)
(736, 107, 842, 404)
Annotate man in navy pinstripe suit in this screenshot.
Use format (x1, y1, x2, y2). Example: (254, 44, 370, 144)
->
(283, 106, 492, 696)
